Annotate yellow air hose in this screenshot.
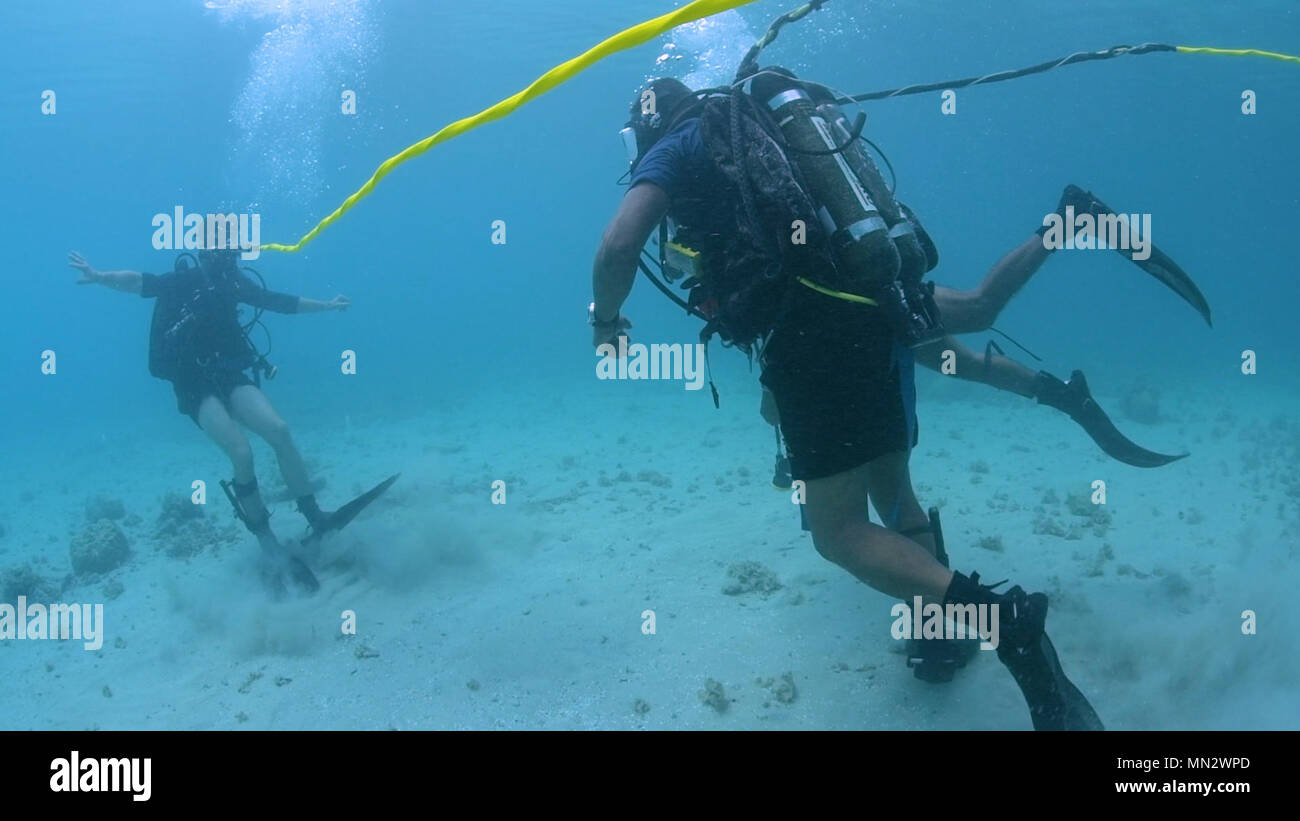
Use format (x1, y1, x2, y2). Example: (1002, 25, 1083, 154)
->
(1174, 45, 1300, 64)
(261, 0, 758, 253)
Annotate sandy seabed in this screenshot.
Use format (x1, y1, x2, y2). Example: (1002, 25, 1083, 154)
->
(2, 368, 1296, 731)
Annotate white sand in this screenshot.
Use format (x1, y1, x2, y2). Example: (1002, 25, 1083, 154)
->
(2, 366, 1296, 730)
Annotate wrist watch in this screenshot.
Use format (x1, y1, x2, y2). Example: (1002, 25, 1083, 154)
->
(588, 301, 621, 328)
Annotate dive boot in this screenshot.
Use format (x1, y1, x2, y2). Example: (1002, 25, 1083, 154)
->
(906, 633, 980, 683)
(299, 473, 400, 546)
(902, 507, 980, 683)
(296, 494, 333, 534)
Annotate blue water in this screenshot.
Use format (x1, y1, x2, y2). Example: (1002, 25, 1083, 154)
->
(1, 0, 1296, 730)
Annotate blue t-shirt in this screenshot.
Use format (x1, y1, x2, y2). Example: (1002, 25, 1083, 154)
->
(629, 118, 710, 195)
(628, 118, 730, 244)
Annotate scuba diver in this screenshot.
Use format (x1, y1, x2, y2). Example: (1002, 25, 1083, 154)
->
(68, 248, 397, 597)
(590, 71, 1104, 730)
(764, 182, 1201, 487)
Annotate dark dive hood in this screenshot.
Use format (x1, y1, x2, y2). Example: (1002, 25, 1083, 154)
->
(625, 77, 694, 163)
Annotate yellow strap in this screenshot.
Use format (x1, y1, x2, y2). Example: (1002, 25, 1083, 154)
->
(1176, 45, 1300, 64)
(796, 276, 878, 306)
(262, 0, 758, 253)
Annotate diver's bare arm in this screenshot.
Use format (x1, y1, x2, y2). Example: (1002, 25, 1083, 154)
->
(68, 252, 142, 294)
(932, 234, 1049, 334)
(914, 335, 1038, 397)
(94, 271, 144, 293)
(592, 182, 669, 322)
(296, 296, 350, 313)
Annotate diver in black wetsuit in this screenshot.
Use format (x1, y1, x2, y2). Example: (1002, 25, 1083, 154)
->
(69, 248, 350, 595)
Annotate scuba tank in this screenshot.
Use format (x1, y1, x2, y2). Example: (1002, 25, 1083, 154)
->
(813, 98, 929, 277)
(749, 68, 943, 347)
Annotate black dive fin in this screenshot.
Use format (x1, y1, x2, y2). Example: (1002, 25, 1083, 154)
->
(1070, 185, 1212, 327)
(259, 553, 320, 598)
(221, 478, 321, 597)
(285, 555, 321, 594)
(1000, 628, 1105, 731)
(1037, 633, 1105, 731)
(1036, 371, 1187, 468)
(1130, 241, 1212, 327)
(303, 473, 400, 546)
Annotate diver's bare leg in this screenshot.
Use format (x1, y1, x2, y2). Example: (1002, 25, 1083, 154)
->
(933, 234, 1050, 334)
(868, 450, 981, 682)
(865, 450, 935, 554)
(197, 395, 257, 483)
(915, 335, 1039, 396)
(197, 395, 280, 553)
(766, 390, 936, 553)
(802, 457, 952, 600)
(227, 385, 314, 499)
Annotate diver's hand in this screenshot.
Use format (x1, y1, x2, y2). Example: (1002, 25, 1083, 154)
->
(592, 316, 632, 350)
(68, 251, 102, 284)
(329, 295, 351, 312)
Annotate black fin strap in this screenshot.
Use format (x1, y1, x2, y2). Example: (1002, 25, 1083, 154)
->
(220, 479, 244, 519)
(221, 478, 268, 531)
(982, 339, 1003, 383)
(970, 572, 1009, 592)
(988, 326, 1043, 361)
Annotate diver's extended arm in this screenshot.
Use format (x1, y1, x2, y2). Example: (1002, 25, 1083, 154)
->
(295, 296, 350, 314)
(235, 273, 346, 314)
(68, 252, 142, 294)
(591, 181, 669, 344)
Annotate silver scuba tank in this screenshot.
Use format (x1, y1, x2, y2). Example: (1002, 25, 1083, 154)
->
(752, 72, 901, 295)
(814, 100, 929, 285)
(751, 68, 943, 346)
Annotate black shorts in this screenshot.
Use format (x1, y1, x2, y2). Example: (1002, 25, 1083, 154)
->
(170, 366, 254, 424)
(761, 289, 918, 481)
